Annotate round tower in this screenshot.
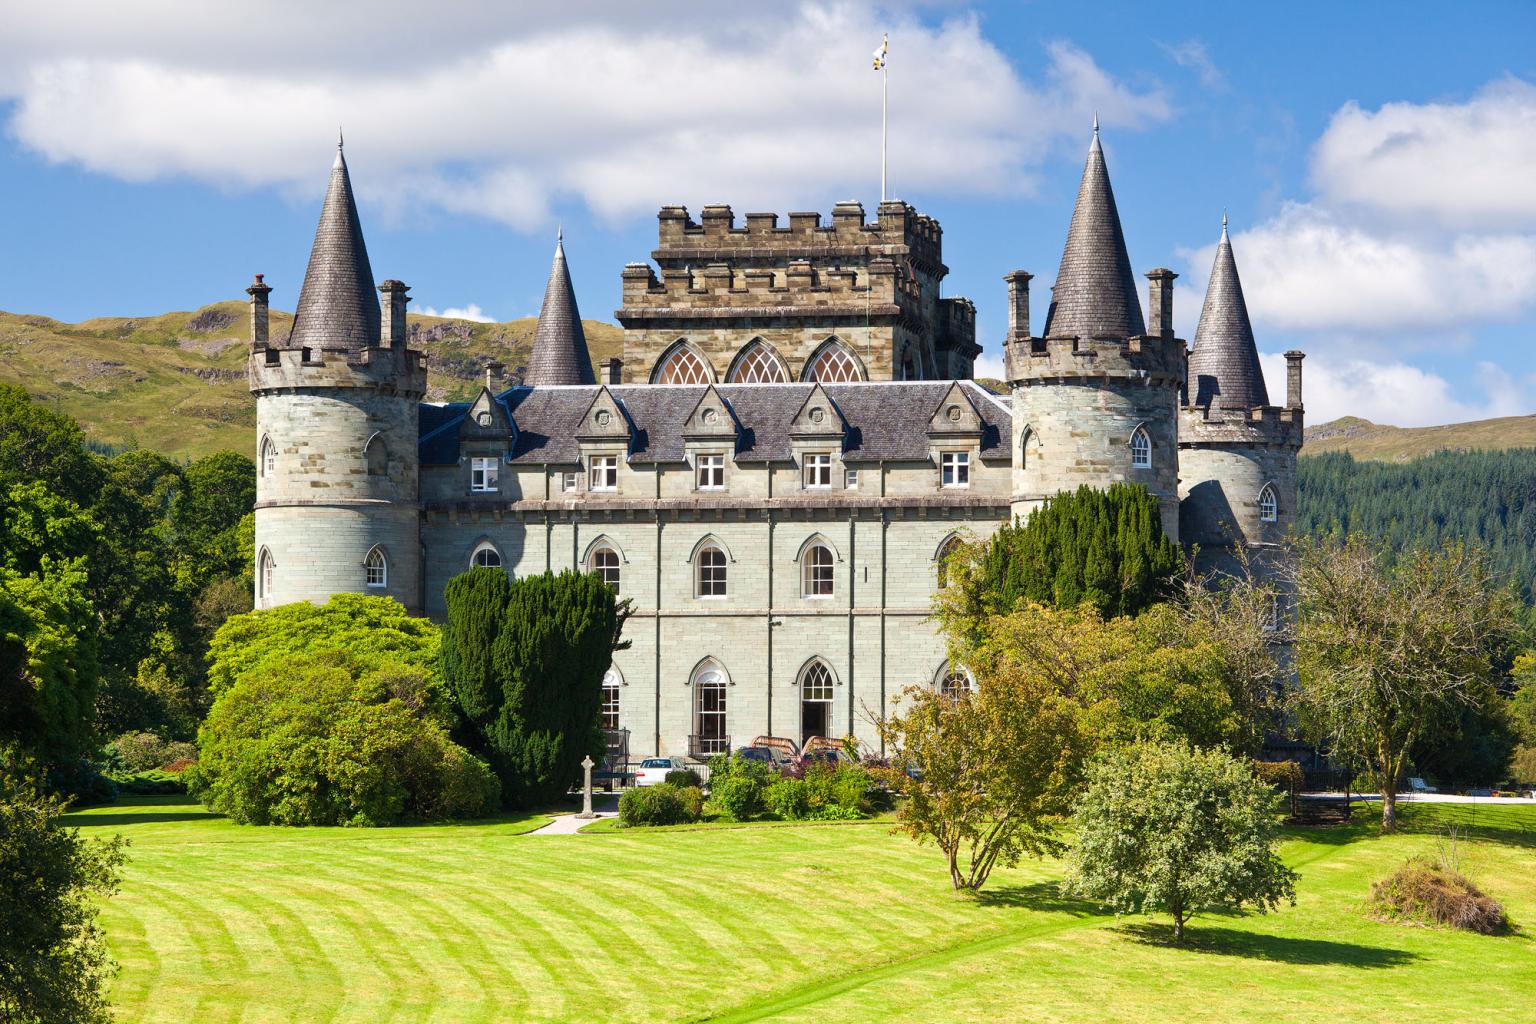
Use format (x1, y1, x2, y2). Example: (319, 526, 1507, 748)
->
(248, 141, 426, 612)
(1004, 124, 1185, 539)
(1177, 217, 1304, 577)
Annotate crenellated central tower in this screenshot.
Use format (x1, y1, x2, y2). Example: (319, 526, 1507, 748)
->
(1004, 124, 1186, 539)
(247, 139, 427, 612)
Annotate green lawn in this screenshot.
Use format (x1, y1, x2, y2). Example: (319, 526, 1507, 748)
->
(64, 796, 1536, 1023)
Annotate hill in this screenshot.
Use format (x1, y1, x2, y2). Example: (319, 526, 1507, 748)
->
(0, 303, 624, 460)
(1305, 414, 1536, 461)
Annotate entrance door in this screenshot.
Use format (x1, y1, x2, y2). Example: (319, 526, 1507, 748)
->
(695, 669, 728, 755)
(801, 699, 829, 744)
(799, 661, 835, 745)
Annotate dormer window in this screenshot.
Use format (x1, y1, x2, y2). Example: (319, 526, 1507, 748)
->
(940, 451, 969, 488)
(1130, 426, 1152, 469)
(471, 457, 499, 492)
(802, 453, 833, 489)
(590, 455, 618, 492)
(696, 454, 725, 491)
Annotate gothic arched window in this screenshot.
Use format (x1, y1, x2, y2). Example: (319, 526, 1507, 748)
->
(653, 342, 713, 384)
(802, 339, 865, 383)
(1130, 425, 1152, 469)
(727, 340, 788, 383)
(364, 546, 388, 589)
(936, 534, 963, 588)
(470, 541, 502, 569)
(258, 547, 274, 602)
(803, 543, 835, 598)
(696, 545, 727, 598)
(693, 662, 729, 755)
(589, 546, 621, 593)
(365, 435, 387, 477)
(259, 436, 276, 479)
(601, 669, 621, 731)
(937, 663, 974, 701)
(1259, 484, 1279, 523)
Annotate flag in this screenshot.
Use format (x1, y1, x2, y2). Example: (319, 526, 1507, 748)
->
(872, 34, 887, 70)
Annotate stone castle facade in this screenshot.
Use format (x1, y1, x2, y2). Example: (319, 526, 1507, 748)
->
(249, 128, 1303, 759)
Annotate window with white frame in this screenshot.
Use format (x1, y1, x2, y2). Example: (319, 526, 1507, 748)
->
(589, 455, 618, 492)
(562, 471, 579, 492)
(940, 451, 970, 488)
(590, 547, 621, 593)
(845, 468, 859, 488)
(1130, 426, 1152, 469)
(1259, 484, 1278, 523)
(260, 437, 276, 478)
(258, 548, 274, 599)
(802, 453, 832, 489)
(696, 453, 725, 491)
(470, 542, 502, 569)
(696, 545, 727, 598)
(364, 547, 387, 588)
(803, 543, 834, 598)
(938, 664, 973, 701)
(470, 456, 499, 492)
(601, 670, 621, 730)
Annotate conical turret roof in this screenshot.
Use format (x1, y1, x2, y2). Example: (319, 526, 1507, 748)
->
(1189, 219, 1268, 408)
(525, 231, 596, 386)
(1042, 123, 1146, 339)
(288, 140, 380, 351)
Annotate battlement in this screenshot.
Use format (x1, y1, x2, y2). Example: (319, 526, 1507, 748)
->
(247, 343, 428, 397)
(619, 254, 918, 319)
(936, 298, 979, 355)
(1178, 403, 1304, 448)
(652, 201, 946, 275)
(1004, 333, 1186, 388)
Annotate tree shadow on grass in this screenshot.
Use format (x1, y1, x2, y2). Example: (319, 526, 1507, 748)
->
(64, 809, 222, 827)
(1394, 803, 1536, 850)
(975, 882, 1108, 918)
(1120, 923, 1420, 967)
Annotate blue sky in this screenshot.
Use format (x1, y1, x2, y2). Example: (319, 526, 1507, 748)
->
(2, 1, 1534, 426)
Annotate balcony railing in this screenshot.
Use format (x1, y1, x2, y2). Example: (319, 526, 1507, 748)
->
(688, 734, 731, 759)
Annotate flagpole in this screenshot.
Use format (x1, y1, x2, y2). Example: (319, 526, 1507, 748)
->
(881, 57, 888, 203)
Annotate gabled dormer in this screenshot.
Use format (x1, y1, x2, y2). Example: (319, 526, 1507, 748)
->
(788, 383, 847, 444)
(682, 385, 740, 442)
(576, 387, 633, 447)
(926, 381, 984, 440)
(461, 387, 515, 445)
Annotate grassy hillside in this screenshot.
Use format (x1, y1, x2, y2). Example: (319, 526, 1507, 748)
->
(0, 303, 623, 461)
(1305, 414, 1536, 461)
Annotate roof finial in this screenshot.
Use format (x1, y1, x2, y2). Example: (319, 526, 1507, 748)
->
(338, 126, 344, 150)
(557, 223, 563, 244)
(1221, 208, 1230, 242)
(1093, 111, 1100, 134)
(333, 127, 345, 169)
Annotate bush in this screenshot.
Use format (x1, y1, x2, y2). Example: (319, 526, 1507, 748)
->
(765, 778, 810, 820)
(707, 752, 774, 788)
(188, 653, 499, 826)
(709, 775, 763, 821)
(665, 768, 702, 788)
(111, 769, 187, 795)
(803, 761, 873, 816)
(107, 732, 199, 772)
(1368, 858, 1510, 934)
(807, 803, 864, 821)
(618, 783, 702, 827)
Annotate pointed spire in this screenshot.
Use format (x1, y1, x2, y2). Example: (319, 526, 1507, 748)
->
(1189, 216, 1269, 409)
(525, 230, 596, 386)
(289, 140, 380, 351)
(1041, 124, 1146, 339)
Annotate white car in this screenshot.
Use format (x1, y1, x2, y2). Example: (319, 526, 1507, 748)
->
(634, 757, 690, 787)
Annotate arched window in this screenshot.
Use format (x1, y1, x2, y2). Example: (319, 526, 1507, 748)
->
(799, 660, 835, 743)
(1020, 425, 1038, 469)
(589, 546, 621, 593)
(696, 545, 728, 598)
(693, 662, 729, 755)
(802, 339, 865, 383)
(936, 535, 963, 588)
(727, 340, 787, 383)
(470, 541, 502, 569)
(1130, 425, 1152, 469)
(653, 342, 713, 384)
(365, 435, 387, 477)
(803, 543, 835, 598)
(1259, 484, 1279, 523)
(259, 436, 276, 479)
(601, 669, 621, 731)
(937, 663, 974, 701)
(258, 547, 274, 601)
(364, 546, 387, 589)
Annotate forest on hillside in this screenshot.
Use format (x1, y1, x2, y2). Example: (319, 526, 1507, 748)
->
(1299, 449, 1536, 602)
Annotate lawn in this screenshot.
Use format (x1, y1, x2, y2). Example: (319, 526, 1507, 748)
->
(64, 796, 1536, 1023)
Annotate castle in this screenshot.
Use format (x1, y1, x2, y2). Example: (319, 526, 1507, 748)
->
(248, 126, 1303, 759)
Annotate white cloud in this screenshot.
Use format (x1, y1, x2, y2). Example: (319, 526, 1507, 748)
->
(972, 349, 1006, 382)
(1312, 78, 1536, 230)
(1157, 39, 1226, 91)
(1259, 351, 1531, 427)
(0, 3, 1170, 229)
(418, 304, 495, 323)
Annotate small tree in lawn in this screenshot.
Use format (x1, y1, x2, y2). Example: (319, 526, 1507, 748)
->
(1065, 741, 1296, 943)
(1292, 536, 1518, 831)
(877, 666, 1085, 892)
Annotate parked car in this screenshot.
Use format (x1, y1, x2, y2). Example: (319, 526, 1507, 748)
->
(634, 757, 690, 787)
(799, 747, 850, 768)
(738, 746, 793, 769)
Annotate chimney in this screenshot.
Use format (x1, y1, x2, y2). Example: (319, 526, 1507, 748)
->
(1004, 271, 1032, 340)
(378, 280, 409, 349)
(1285, 350, 1305, 409)
(604, 357, 623, 385)
(247, 274, 273, 348)
(484, 361, 506, 390)
(1146, 268, 1177, 339)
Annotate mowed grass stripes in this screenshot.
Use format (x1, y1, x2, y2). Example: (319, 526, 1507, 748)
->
(64, 797, 1536, 1023)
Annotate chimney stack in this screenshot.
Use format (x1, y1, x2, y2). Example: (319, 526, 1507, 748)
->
(247, 274, 272, 348)
(604, 357, 623, 385)
(1285, 350, 1305, 409)
(485, 361, 506, 390)
(1146, 268, 1177, 339)
(1004, 271, 1033, 340)
(378, 280, 410, 349)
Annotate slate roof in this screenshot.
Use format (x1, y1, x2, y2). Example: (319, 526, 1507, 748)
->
(419, 380, 1011, 466)
(1189, 222, 1269, 409)
(524, 234, 596, 386)
(288, 144, 381, 351)
(1041, 126, 1147, 340)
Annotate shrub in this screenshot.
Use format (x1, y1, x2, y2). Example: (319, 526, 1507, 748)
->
(665, 768, 702, 788)
(618, 783, 702, 827)
(111, 769, 187, 795)
(802, 761, 872, 815)
(808, 803, 864, 821)
(189, 653, 499, 826)
(107, 732, 199, 772)
(707, 752, 774, 788)
(1368, 858, 1510, 934)
(709, 775, 763, 821)
(765, 778, 810, 820)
